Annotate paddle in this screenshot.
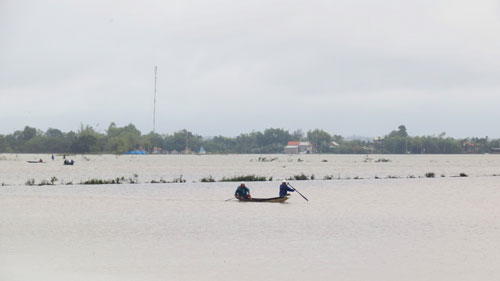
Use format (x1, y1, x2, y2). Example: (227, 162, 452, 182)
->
(287, 183, 309, 202)
(225, 197, 236, 201)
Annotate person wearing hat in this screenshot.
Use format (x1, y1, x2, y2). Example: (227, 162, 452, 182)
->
(279, 180, 295, 197)
(235, 182, 252, 200)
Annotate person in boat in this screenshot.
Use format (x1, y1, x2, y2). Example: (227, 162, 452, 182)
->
(39, 158, 43, 163)
(235, 182, 251, 200)
(70, 159, 74, 165)
(279, 180, 295, 197)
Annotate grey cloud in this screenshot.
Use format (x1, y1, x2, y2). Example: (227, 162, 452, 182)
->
(1, 0, 500, 137)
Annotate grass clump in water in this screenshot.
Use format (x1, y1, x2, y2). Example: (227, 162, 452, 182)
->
(287, 173, 311, 180)
(200, 176, 216, 183)
(150, 178, 167, 184)
(128, 174, 139, 184)
(323, 175, 334, 180)
(257, 157, 278, 162)
(171, 175, 186, 183)
(221, 175, 268, 182)
(81, 177, 125, 185)
(425, 172, 435, 178)
(38, 179, 52, 186)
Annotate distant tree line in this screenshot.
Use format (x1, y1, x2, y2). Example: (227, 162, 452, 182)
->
(0, 123, 498, 154)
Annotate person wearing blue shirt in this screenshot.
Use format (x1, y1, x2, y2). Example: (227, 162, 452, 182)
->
(235, 182, 251, 200)
(279, 181, 295, 197)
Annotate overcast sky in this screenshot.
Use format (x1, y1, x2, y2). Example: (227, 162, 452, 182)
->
(1, 0, 500, 138)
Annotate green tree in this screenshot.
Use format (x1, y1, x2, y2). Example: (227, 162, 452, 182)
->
(165, 130, 202, 152)
(337, 140, 367, 153)
(0, 135, 12, 152)
(382, 136, 407, 153)
(45, 128, 64, 138)
(71, 124, 104, 153)
(257, 128, 291, 153)
(388, 125, 408, 138)
(142, 132, 165, 152)
(307, 129, 333, 153)
(105, 123, 142, 153)
(21, 126, 37, 142)
(71, 134, 98, 153)
(291, 129, 305, 141)
(203, 136, 237, 153)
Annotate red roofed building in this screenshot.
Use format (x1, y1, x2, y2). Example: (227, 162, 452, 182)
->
(284, 141, 313, 154)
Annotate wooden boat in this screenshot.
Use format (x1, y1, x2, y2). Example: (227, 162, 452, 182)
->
(237, 196, 288, 203)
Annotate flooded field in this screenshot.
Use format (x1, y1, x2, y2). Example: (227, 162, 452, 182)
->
(1, 153, 500, 185)
(1, 154, 500, 280)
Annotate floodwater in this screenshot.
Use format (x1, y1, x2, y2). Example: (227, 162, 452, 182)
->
(1, 154, 500, 280)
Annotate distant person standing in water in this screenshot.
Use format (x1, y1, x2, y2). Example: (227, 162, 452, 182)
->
(51, 154, 54, 160)
(235, 182, 251, 200)
(279, 180, 295, 197)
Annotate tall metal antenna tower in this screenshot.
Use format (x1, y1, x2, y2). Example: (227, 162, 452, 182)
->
(153, 66, 157, 133)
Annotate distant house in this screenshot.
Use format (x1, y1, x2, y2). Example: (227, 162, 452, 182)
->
(491, 148, 500, 154)
(284, 145, 299, 154)
(463, 141, 478, 153)
(463, 141, 479, 153)
(373, 137, 384, 151)
(284, 141, 313, 154)
(152, 147, 163, 154)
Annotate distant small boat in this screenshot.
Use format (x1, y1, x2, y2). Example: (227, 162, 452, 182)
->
(27, 161, 45, 164)
(237, 196, 288, 203)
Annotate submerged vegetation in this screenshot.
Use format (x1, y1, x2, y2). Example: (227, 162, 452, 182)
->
(1, 123, 499, 155)
(200, 176, 216, 183)
(81, 177, 126, 185)
(287, 173, 314, 181)
(8, 170, 487, 187)
(149, 179, 168, 184)
(24, 176, 59, 186)
(425, 172, 436, 178)
(220, 175, 269, 182)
